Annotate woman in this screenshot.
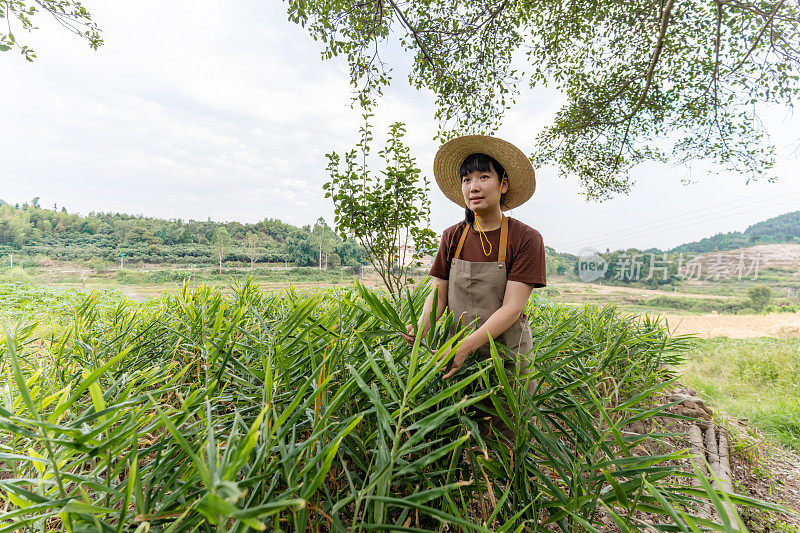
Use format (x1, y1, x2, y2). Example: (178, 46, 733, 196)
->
(402, 134, 546, 436)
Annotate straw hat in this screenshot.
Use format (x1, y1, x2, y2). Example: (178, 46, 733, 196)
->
(433, 134, 536, 210)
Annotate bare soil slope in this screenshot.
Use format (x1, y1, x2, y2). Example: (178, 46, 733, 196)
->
(693, 243, 800, 273)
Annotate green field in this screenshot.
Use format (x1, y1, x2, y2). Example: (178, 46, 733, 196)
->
(682, 337, 800, 450)
(5, 260, 800, 317)
(3, 275, 785, 531)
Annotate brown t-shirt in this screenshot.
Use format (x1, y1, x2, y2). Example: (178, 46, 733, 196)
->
(428, 217, 547, 287)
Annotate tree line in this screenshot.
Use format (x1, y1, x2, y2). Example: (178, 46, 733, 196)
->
(671, 211, 800, 254)
(0, 199, 368, 268)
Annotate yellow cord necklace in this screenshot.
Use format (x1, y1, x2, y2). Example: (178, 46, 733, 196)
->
(468, 174, 507, 257)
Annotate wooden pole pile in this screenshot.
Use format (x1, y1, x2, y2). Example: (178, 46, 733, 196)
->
(667, 389, 736, 521)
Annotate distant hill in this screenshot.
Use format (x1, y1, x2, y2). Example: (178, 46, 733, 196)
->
(745, 211, 800, 238)
(691, 243, 800, 274)
(0, 201, 368, 267)
(0, 199, 6, 206)
(671, 211, 800, 253)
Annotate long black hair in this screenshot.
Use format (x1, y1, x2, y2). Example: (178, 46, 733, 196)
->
(459, 153, 508, 226)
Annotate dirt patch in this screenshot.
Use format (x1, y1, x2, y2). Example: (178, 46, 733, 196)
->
(721, 415, 800, 530)
(657, 312, 800, 339)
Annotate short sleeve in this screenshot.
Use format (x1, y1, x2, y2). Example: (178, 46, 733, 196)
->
(507, 229, 547, 287)
(428, 230, 452, 280)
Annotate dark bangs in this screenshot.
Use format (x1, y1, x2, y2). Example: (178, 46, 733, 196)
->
(459, 153, 506, 180)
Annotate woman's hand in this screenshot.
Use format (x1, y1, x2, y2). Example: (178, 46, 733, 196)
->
(436, 281, 534, 379)
(402, 324, 419, 347)
(440, 345, 470, 379)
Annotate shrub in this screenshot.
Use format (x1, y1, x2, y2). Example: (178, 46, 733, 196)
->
(644, 295, 696, 310)
(717, 298, 749, 314)
(643, 295, 747, 314)
(738, 307, 757, 314)
(83, 257, 113, 271)
(147, 270, 192, 283)
(747, 284, 772, 310)
(115, 269, 143, 284)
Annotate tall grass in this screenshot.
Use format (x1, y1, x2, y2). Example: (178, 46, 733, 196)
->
(0, 279, 785, 531)
(683, 337, 800, 450)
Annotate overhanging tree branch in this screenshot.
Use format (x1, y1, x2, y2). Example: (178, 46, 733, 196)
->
(292, 0, 800, 199)
(385, 0, 438, 71)
(728, 0, 787, 75)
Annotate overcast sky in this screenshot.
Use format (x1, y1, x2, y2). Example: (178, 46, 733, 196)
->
(2, 0, 799, 255)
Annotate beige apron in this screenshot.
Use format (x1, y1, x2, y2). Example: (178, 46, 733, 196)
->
(447, 214, 534, 437)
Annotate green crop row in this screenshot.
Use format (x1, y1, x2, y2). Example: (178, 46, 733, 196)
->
(0, 279, 784, 531)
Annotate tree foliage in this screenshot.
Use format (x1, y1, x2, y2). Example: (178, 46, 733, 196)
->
(745, 210, 800, 239)
(212, 227, 232, 273)
(324, 116, 437, 298)
(0, 0, 102, 61)
(672, 210, 800, 253)
(0, 201, 370, 267)
(287, 0, 800, 199)
(244, 231, 262, 268)
(309, 217, 339, 270)
(747, 284, 772, 309)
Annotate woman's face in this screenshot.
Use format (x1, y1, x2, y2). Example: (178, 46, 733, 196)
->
(461, 164, 508, 214)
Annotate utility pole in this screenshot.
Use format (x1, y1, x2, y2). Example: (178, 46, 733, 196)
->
(9, 253, 12, 269)
(121, 252, 124, 270)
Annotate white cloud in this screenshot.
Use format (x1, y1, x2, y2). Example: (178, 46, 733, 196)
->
(0, 0, 798, 252)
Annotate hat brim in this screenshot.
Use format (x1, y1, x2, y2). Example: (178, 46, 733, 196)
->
(433, 135, 536, 210)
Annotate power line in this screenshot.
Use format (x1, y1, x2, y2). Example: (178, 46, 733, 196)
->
(552, 183, 800, 249)
(576, 199, 800, 252)
(565, 196, 800, 253)
(561, 193, 800, 251)
(552, 184, 800, 250)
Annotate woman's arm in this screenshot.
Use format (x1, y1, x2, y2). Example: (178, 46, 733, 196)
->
(441, 280, 533, 379)
(403, 277, 448, 346)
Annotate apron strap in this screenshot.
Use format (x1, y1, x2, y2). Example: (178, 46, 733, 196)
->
(453, 222, 469, 260)
(498, 214, 509, 263)
(453, 215, 510, 262)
